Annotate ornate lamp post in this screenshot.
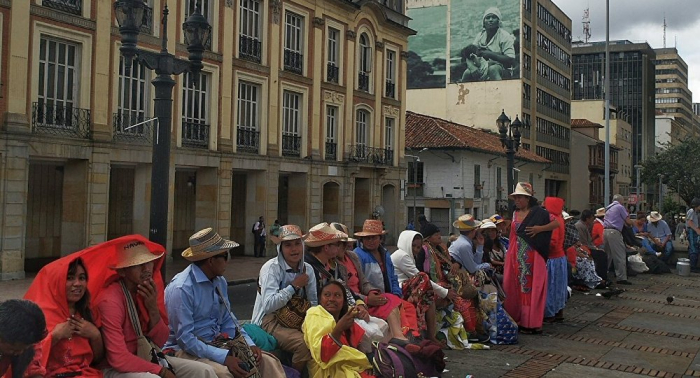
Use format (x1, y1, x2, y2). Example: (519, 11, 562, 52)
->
(114, 0, 211, 278)
(497, 111, 521, 213)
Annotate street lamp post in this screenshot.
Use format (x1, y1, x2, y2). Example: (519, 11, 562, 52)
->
(497, 111, 521, 214)
(114, 0, 211, 279)
(634, 164, 642, 210)
(405, 154, 420, 226)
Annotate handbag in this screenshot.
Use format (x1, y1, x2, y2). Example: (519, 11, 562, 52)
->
(119, 281, 172, 369)
(275, 267, 311, 330)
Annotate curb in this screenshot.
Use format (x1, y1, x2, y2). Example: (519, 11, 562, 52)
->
(228, 277, 257, 286)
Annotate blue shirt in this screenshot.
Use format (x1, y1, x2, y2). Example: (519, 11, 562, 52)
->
(164, 264, 254, 364)
(448, 234, 487, 274)
(354, 246, 402, 296)
(647, 220, 672, 240)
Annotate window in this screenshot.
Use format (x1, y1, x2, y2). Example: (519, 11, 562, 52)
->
(356, 109, 369, 149)
(407, 161, 424, 183)
(116, 56, 150, 135)
(325, 106, 338, 160)
(474, 164, 481, 198)
(358, 33, 372, 91)
(36, 37, 79, 128)
(282, 90, 302, 156)
(239, 0, 262, 63)
(327, 27, 340, 83)
(385, 50, 396, 98)
(236, 81, 260, 152)
(284, 11, 304, 74)
(181, 72, 210, 148)
(384, 117, 394, 151)
(185, 0, 212, 49)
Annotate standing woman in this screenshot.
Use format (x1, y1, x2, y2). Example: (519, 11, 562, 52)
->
(24, 257, 104, 377)
(252, 225, 318, 373)
(542, 197, 568, 323)
(502, 182, 557, 334)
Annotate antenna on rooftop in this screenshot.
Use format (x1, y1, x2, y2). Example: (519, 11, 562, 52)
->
(582, 8, 591, 43)
(663, 14, 667, 48)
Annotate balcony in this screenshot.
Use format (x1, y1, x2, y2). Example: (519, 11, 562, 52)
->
(32, 102, 90, 139)
(348, 145, 393, 166)
(325, 141, 337, 160)
(358, 72, 370, 92)
(588, 145, 619, 174)
(237, 128, 260, 153)
(385, 81, 395, 98)
(112, 112, 152, 144)
(181, 121, 209, 149)
(43, 0, 81, 16)
(239, 35, 262, 63)
(282, 134, 302, 157)
(327, 63, 339, 84)
(283, 50, 303, 75)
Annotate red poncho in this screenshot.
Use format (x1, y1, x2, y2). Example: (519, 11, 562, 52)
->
(543, 197, 566, 259)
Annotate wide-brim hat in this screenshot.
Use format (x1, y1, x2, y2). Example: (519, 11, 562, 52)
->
(354, 219, 387, 237)
(489, 214, 505, 225)
(330, 222, 356, 242)
(647, 211, 663, 223)
(305, 223, 348, 247)
(273, 225, 306, 244)
(509, 182, 534, 199)
(181, 228, 240, 261)
(595, 207, 606, 218)
(480, 220, 497, 230)
(112, 240, 164, 269)
(563, 211, 573, 221)
(453, 214, 482, 231)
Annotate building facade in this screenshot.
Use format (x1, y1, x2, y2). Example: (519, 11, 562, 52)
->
(404, 0, 572, 202)
(405, 111, 549, 229)
(0, 0, 414, 279)
(653, 48, 696, 140)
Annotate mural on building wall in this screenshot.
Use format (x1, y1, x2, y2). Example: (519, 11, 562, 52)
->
(407, 4, 448, 89)
(450, 0, 520, 83)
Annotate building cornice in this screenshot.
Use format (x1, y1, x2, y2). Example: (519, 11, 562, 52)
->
(30, 4, 96, 31)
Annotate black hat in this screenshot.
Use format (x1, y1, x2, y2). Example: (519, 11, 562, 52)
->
(420, 223, 440, 238)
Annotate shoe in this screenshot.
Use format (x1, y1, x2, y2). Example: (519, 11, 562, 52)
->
(467, 333, 490, 343)
(617, 280, 632, 285)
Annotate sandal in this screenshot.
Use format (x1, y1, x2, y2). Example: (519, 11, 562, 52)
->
(518, 327, 543, 335)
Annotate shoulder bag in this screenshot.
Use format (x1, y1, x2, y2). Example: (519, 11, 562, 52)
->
(275, 266, 311, 330)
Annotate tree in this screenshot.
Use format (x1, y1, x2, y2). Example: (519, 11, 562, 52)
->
(640, 138, 700, 206)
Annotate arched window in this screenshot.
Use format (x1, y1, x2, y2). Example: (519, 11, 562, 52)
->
(358, 33, 372, 91)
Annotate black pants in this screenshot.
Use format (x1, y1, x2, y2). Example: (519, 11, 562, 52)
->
(254, 235, 265, 257)
(590, 248, 608, 281)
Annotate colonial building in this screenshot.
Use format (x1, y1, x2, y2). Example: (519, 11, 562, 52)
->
(405, 111, 549, 231)
(0, 0, 414, 279)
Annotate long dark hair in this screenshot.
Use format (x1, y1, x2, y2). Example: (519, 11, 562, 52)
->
(320, 281, 349, 319)
(0, 299, 47, 378)
(67, 258, 93, 323)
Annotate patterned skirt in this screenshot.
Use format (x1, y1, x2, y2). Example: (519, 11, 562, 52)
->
(544, 256, 569, 318)
(401, 272, 435, 332)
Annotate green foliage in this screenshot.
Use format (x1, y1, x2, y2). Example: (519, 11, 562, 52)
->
(641, 138, 700, 206)
(661, 196, 681, 215)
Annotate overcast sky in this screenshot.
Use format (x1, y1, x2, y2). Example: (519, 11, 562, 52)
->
(552, 0, 700, 101)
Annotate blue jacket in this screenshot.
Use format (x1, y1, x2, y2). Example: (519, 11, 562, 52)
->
(353, 246, 402, 296)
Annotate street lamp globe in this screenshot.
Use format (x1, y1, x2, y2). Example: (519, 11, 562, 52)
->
(183, 2, 212, 78)
(114, 0, 146, 71)
(511, 116, 522, 149)
(497, 110, 510, 137)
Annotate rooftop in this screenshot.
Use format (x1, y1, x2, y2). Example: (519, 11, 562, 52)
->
(405, 111, 549, 164)
(571, 118, 604, 129)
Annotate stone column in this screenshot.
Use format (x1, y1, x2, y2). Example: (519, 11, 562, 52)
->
(61, 160, 89, 256)
(0, 143, 29, 280)
(4, 0, 31, 132)
(86, 148, 111, 245)
(217, 157, 233, 238)
(194, 166, 219, 232)
(91, 0, 114, 141)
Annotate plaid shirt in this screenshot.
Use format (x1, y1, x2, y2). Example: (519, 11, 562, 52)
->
(564, 221, 579, 249)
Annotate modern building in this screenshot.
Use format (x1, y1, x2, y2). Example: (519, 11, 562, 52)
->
(0, 0, 414, 279)
(572, 40, 656, 172)
(405, 0, 572, 201)
(653, 48, 695, 139)
(405, 111, 549, 229)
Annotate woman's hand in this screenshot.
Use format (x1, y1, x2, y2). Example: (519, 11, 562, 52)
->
(52, 320, 73, 342)
(366, 291, 386, 307)
(291, 274, 309, 290)
(70, 317, 100, 341)
(525, 225, 542, 237)
(355, 304, 370, 322)
(446, 289, 459, 302)
(335, 307, 359, 334)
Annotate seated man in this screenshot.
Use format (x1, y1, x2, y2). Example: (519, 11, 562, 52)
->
(0, 299, 47, 378)
(448, 214, 490, 274)
(97, 240, 217, 378)
(646, 211, 674, 261)
(164, 228, 285, 378)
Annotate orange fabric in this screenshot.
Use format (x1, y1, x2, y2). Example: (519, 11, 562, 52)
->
(592, 221, 604, 248)
(543, 197, 566, 259)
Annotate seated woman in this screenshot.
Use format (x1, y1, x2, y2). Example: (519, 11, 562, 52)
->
(24, 257, 104, 377)
(251, 225, 318, 373)
(353, 219, 409, 341)
(481, 221, 506, 277)
(303, 281, 374, 378)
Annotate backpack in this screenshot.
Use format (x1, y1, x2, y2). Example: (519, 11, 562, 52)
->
(372, 341, 443, 378)
(252, 222, 258, 234)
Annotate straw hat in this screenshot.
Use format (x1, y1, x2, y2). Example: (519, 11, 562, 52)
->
(305, 223, 348, 247)
(181, 228, 240, 262)
(595, 207, 606, 218)
(354, 219, 387, 237)
(563, 211, 573, 221)
(113, 240, 164, 269)
(647, 211, 663, 223)
(330, 222, 356, 242)
(273, 225, 305, 244)
(453, 214, 482, 231)
(489, 214, 505, 224)
(479, 220, 497, 230)
(509, 182, 534, 198)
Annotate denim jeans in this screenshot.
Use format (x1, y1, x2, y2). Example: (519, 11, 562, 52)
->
(689, 229, 699, 268)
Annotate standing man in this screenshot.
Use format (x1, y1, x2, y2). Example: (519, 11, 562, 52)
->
(686, 198, 700, 273)
(449, 214, 489, 274)
(603, 194, 634, 286)
(164, 228, 284, 377)
(0, 299, 47, 378)
(646, 211, 674, 262)
(253, 216, 266, 258)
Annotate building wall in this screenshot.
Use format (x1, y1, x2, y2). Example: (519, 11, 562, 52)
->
(569, 130, 597, 211)
(653, 48, 695, 138)
(0, 0, 413, 278)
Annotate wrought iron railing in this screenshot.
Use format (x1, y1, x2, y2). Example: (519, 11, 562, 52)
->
(43, 0, 82, 16)
(239, 35, 262, 63)
(327, 63, 339, 83)
(237, 128, 260, 153)
(348, 145, 393, 165)
(325, 142, 337, 160)
(358, 72, 370, 91)
(282, 134, 302, 157)
(283, 50, 303, 75)
(32, 102, 90, 139)
(385, 81, 395, 98)
(181, 121, 209, 149)
(113, 112, 152, 144)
